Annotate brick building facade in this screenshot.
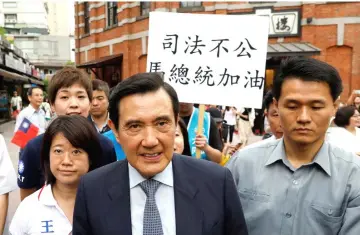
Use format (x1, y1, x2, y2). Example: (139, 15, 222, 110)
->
(74, 1, 360, 100)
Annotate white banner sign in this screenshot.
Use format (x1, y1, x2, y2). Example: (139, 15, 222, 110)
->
(146, 12, 269, 109)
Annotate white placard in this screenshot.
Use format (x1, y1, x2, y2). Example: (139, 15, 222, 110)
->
(146, 12, 269, 109)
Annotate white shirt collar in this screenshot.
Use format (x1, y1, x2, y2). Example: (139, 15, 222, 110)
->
(91, 113, 110, 131)
(28, 104, 41, 114)
(128, 161, 174, 189)
(38, 184, 57, 206)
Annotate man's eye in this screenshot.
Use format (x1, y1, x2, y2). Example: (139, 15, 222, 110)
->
(129, 124, 141, 129)
(60, 96, 68, 100)
(78, 96, 86, 99)
(287, 106, 297, 110)
(158, 121, 167, 126)
(312, 106, 323, 110)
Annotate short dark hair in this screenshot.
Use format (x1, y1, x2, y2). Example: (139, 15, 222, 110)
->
(27, 86, 42, 96)
(263, 90, 274, 111)
(41, 115, 102, 185)
(178, 118, 191, 156)
(92, 79, 110, 99)
(334, 106, 356, 127)
(48, 67, 92, 105)
(109, 72, 179, 129)
(273, 57, 343, 101)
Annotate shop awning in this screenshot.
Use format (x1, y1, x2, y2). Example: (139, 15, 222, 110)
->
(0, 68, 44, 85)
(267, 43, 321, 57)
(77, 54, 123, 68)
(0, 68, 28, 82)
(28, 77, 44, 85)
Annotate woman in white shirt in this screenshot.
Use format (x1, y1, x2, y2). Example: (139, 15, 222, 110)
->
(9, 115, 102, 235)
(0, 134, 17, 234)
(223, 106, 237, 143)
(326, 105, 360, 155)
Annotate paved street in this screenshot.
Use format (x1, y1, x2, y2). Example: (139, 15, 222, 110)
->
(0, 120, 262, 234)
(1, 121, 20, 235)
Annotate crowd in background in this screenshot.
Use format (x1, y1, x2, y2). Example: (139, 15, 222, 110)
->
(1, 56, 360, 234)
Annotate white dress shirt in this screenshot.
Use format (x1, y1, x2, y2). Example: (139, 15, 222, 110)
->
(9, 184, 72, 235)
(0, 134, 17, 195)
(326, 127, 360, 153)
(129, 162, 176, 235)
(14, 104, 46, 134)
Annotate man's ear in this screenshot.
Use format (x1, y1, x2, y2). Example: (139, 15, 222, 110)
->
(333, 96, 341, 115)
(108, 119, 120, 144)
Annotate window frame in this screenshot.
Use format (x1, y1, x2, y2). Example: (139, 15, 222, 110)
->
(140, 2, 151, 16)
(83, 2, 90, 34)
(179, 2, 202, 8)
(106, 2, 118, 27)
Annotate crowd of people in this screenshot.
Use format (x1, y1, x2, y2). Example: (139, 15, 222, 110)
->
(0, 56, 359, 234)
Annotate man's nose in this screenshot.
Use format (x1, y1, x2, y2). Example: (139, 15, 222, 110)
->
(141, 127, 159, 148)
(297, 107, 311, 123)
(92, 99, 99, 106)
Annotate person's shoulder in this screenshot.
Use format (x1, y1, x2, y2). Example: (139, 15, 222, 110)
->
(26, 134, 44, 147)
(20, 106, 30, 113)
(82, 160, 125, 183)
(328, 142, 360, 169)
(227, 139, 279, 167)
(239, 138, 278, 157)
(98, 132, 114, 146)
(18, 188, 42, 209)
(245, 137, 277, 150)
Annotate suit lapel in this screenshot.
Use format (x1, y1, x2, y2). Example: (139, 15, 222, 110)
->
(173, 155, 204, 235)
(106, 160, 132, 235)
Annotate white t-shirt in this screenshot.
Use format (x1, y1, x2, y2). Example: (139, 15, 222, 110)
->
(9, 184, 72, 235)
(0, 134, 17, 195)
(11, 96, 22, 111)
(224, 109, 236, 126)
(14, 105, 46, 135)
(326, 127, 360, 154)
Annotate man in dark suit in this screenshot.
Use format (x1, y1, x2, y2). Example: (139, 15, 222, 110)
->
(73, 72, 248, 235)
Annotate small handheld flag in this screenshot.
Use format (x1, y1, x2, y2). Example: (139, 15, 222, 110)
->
(11, 118, 39, 149)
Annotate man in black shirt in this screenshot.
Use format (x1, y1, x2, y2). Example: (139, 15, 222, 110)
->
(179, 102, 223, 163)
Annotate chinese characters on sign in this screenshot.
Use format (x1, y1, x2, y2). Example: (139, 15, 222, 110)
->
(147, 12, 269, 108)
(150, 35, 262, 88)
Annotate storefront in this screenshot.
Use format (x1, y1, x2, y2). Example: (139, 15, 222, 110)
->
(77, 54, 123, 87)
(75, 2, 360, 100)
(0, 40, 44, 118)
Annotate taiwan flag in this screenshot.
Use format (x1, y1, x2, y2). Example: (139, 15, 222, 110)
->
(11, 118, 39, 149)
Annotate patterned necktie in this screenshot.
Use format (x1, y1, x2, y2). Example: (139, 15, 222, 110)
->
(139, 179, 164, 235)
